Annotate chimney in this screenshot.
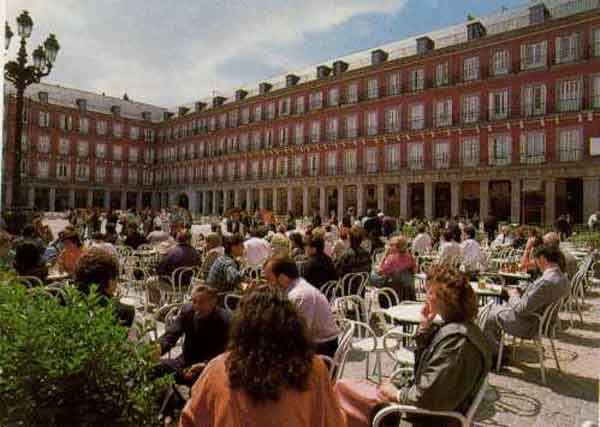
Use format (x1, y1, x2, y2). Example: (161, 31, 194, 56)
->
(163, 111, 174, 121)
(316, 65, 331, 79)
(141, 111, 152, 121)
(194, 101, 206, 112)
(38, 91, 48, 103)
(178, 106, 189, 117)
(416, 37, 435, 55)
(286, 74, 300, 87)
(332, 60, 349, 75)
(529, 3, 549, 25)
(371, 49, 389, 65)
(467, 21, 487, 41)
(235, 89, 248, 101)
(76, 98, 87, 111)
(212, 96, 226, 108)
(259, 82, 272, 95)
(110, 105, 121, 117)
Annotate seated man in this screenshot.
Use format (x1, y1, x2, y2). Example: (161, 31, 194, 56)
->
(491, 225, 513, 248)
(157, 230, 201, 286)
(199, 233, 224, 279)
(264, 256, 339, 358)
(243, 227, 272, 267)
(483, 244, 570, 359)
(206, 233, 245, 294)
(460, 225, 485, 277)
(302, 235, 337, 289)
(147, 224, 173, 245)
(157, 285, 230, 385)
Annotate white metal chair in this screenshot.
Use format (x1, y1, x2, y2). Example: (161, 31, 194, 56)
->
(320, 280, 341, 303)
(495, 297, 565, 384)
(563, 270, 586, 325)
(340, 271, 369, 297)
(372, 369, 489, 427)
(325, 319, 355, 381)
(17, 275, 45, 288)
(171, 266, 197, 301)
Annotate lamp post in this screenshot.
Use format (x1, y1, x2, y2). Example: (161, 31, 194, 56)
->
(4, 11, 59, 233)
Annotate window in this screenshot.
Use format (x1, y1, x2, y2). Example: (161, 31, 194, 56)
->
(308, 154, 319, 176)
(327, 151, 337, 175)
(521, 40, 547, 70)
(96, 143, 106, 158)
(279, 97, 290, 116)
(409, 104, 424, 130)
(216, 164, 224, 180)
(129, 126, 139, 140)
(309, 92, 323, 110)
(143, 170, 153, 185)
(435, 62, 449, 86)
(144, 129, 155, 143)
(37, 135, 51, 153)
(113, 145, 122, 161)
(276, 157, 288, 177)
(408, 142, 424, 169)
(96, 120, 107, 135)
(129, 147, 139, 163)
(310, 121, 320, 143)
(113, 122, 122, 138)
(279, 127, 289, 146)
(295, 96, 305, 114)
(366, 147, 378, 173)
(460, 137, 480, 167)
(555, 33, 580, 64)
(239, 162, 247, 178)
(558, 128, 583, 162)
(266, 102, 276, 120)
(240, 133, 249, 152)
(59, 114, 72, 131)
(489, 89, 510, 120)
(229, 110, 239, 127)
(520, 131, 546, 164)
(219, 113, 227, 129)
(366, 111, 378, 136)
(347, 82, 358, 104)
(241, 107, 250, 124)
(77, 140, 88, 157)
(489, 134, 512, 166)
(522, 84, 546, 117)
(434, 141, 450, 169)
(367, 78, 379, 99)
(491, 50, 510, 76)
(57, 162, 69, 179)
(385, 107, 400, 133)
(326, 117, 338, 141)
(264, 129, 274, 149)
(346, 114, 358, 138)
(254, 105, 263, 122)
(76, 163, 89, 181)
(558, 79, 582, 112)
(294, 155, 303, 176)
(387, 73, 401, 96)
(252, 131, 262, 150)
(294, 123, 304, 145)
(59, 138, 70, 155)
(18, 133, 28, 152)
(593, 28, 600, 57)
(434, 99, 452, 128)
(409, 69, 425, 92)
(37, 161, 49, 178)
(385, 145, 400, 171)
(128, 168, 138, 184)
(39, 111, 50, 127)
(79, 117, 89, 134)
(593, 75, 600, 109)
(344, 149, 356, 174)
(463, 56, 480, 82)
(95, 166, 105, 182)
(227, 161, 236, 180)
(462, 94, 480, 123)
(328, 88, 339, 106)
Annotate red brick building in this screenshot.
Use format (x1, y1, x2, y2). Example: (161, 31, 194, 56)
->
(4, 0, 600, 224)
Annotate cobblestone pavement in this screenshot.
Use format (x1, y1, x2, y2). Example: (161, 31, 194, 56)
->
(43, 218, 600, 426)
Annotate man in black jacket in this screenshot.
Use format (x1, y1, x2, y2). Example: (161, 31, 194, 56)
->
(303, 235, 337, 289)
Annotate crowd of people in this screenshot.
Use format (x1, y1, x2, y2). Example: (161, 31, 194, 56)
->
(1, 203, 591, 427)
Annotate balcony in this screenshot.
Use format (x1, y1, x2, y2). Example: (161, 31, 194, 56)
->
(367, 88, 379, 100)
(294, 136, 305, 146)
(433, 154, 450, 169)
(310, 134, 321, 144)
(327, 166, 338, 176)
(521, 56, 546, 71)
(557, 147, 583, 162)
(434, 114, 452, 128)
(308, 167, 319, 177)
(488, 108, 510, 121)
(520, 153, 545, 165)
(385, 124, 400, 134)
(408, 158, 424, 170)
(557, 97, 582, 113)
(592, 41, 600, 58)
(366, 163, 378, 174)
(461, 111, 480, 124)
(387, 85, 401, 97)
(385, 160, 400, 172)
(326, 132, 338, 142)
(309, 99, 323, 111)
(522, 103, 546, 118)
(345, 166, 357, 175)
(409, 118, 425, 130)
(366, 126, 378, 136)
(408, 78, 425, 93)
(593, 96, 600, 109)
(346, 128, 358, 138)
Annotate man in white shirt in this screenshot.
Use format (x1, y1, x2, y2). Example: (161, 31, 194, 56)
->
(147, 225, 173, 245)
(438, 229, 461, 266)
(460, 225, 485, 275)
(411, 224, 433, 255)
(491, 225, 513, 248)
(243, 227, 272, 267)
(264, 256, 339, 358)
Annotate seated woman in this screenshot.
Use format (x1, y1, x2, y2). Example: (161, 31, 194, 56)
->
(335, 265, 492, 427)
(74, 248, 135, 327)
(520, 229, 543, 279)
(370, 236, 416, 302)
(56, 229, 84, 276)
(289, 232, 306, 259)
(180, 285, 347, 427)
(335, 227, 372, 279)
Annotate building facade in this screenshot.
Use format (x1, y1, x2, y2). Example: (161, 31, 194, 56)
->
(4, 0, 600, 224)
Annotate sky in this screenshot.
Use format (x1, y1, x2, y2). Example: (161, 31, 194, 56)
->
(6, 0, 527, 108)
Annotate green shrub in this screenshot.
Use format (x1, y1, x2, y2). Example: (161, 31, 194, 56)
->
(0, 276, 172, 426)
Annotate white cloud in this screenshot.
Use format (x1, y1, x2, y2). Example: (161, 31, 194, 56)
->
(6, 0, 407, 107)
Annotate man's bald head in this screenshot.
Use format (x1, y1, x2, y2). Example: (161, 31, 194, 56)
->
(543, 232, 560, 248)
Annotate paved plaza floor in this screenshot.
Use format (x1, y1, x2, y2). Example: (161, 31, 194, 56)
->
(43, 218, 599, 426)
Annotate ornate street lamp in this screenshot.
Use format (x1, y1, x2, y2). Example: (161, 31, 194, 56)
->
(4, 11, 59, 233)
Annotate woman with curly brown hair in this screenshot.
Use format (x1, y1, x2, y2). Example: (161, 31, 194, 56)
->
(335, 265, 492, 427)
(179, 285, 347, 427)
